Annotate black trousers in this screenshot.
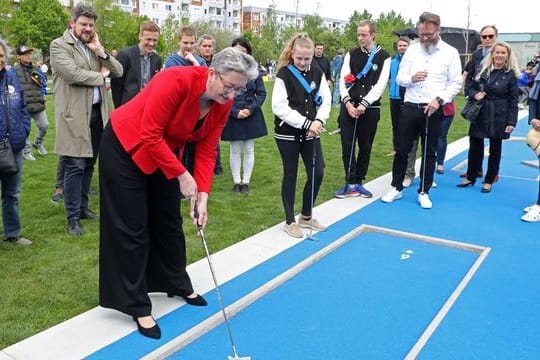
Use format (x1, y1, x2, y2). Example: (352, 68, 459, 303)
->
(338, 105, 380, 184)
(466, 136, 502, 184)
(275, 138, 324, 225)
(98, 123, 194, 317)
(391, 103, 442, 193)
(389, 98, 403, 151)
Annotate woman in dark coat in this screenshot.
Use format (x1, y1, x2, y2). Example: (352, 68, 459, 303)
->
(458, 42, 520, 193)
(221, 37, 267, 194)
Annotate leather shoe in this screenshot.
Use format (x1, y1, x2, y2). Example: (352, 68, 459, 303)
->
(457, 179, 475, 187)
(167, 292, 208, 306)
(133, 316, 161, 339)
(80, 209, 99, 220)
(481, 184, 492, 193)
(67, 219, 83, 236)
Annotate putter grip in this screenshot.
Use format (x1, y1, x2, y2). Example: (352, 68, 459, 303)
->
(193, 203, 203, 230)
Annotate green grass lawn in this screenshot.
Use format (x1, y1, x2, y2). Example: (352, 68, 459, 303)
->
(0, 82, 469, 348)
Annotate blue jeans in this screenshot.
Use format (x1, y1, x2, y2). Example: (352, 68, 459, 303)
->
(332, 83, 340, 105)
(437, 115, 454, 166)
(1, 150, 23, 238)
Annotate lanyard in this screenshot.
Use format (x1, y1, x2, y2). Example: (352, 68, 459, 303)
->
(286, 64, 322, 106)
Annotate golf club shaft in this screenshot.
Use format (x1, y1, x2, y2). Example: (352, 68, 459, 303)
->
(193, 204, 241, 358)
(198, 226, 241, 357)
(307, 140, 317, 241)
(345, 117, 359, 191)
(420, 114, 429, 194)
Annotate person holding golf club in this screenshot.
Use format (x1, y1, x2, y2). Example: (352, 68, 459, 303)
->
(272, 33, 331, 238)
(334, 19, 391, 199)
(98, 47, 259, 339)
(381, 11, 462, 209)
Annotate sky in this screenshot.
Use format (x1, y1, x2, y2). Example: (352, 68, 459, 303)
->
(243, 0, 537, 33)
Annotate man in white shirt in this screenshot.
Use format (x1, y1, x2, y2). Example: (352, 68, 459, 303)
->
(381, 12, 462, 209)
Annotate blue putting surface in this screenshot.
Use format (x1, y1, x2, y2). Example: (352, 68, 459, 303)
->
(86, 116, 540, 360)
(175, 232, 479, 359)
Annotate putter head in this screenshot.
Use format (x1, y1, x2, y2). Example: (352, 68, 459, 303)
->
(228, 356, 251, 360)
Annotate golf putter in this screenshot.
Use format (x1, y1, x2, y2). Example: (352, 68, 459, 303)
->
(194, 205, 251, 360)
(306, 141, 318, 241)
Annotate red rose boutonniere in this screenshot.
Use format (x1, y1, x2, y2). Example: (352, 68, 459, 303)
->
(344, 73, 356, 88)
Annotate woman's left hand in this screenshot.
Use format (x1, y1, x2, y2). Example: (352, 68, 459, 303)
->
(505, 125, 515, 133)
(191, 192, 209, 229)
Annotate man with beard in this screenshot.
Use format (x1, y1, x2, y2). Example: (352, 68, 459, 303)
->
(111, 20, 161, 108)
(381, 12, 461, 209)
(50, 3, 122, 235)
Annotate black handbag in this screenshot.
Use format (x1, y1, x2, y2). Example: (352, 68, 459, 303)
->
(0, 88, 19, 175)
(460, 98, 484, 123)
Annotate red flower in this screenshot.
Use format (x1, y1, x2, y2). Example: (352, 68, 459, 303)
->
(344, 74, 356, 88)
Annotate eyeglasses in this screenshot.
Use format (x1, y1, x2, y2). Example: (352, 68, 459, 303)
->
(419, 32, 437, 39)
(481, 34, 495, 40)
(216, 72, 246, 95)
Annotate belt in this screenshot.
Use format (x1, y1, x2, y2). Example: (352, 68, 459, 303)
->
(404, 102, 428, 108)
(92, 102, 101, 109)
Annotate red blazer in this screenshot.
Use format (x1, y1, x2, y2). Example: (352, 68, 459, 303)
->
(111, 66, 232, 193)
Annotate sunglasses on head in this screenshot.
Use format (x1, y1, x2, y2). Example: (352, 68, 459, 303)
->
(481, 34, 495, 39)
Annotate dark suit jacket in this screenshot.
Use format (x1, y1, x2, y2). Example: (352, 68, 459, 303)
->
(111, 45, 162, 108)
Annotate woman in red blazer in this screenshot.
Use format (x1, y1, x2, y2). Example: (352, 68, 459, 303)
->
(98, 48, 258, 339)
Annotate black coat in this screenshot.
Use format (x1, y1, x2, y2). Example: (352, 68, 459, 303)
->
(467, 68, 519, 139)
(111, 46, 162, 108)
(221, 73, 267, 141)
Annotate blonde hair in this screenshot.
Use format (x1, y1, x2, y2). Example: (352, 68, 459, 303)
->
(277, 33, 313, 70)
(475, 41, 521, 80)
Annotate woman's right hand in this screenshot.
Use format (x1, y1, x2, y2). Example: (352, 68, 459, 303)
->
(474, 91, 485, 101)
(178, 171, 197, 200)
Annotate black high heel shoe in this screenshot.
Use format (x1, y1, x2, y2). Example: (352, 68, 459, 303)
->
(133, 316, 161, 339)
(481, 183, 492, 193)
(457, 179, 475, 187)
(167, 292, 208, 306)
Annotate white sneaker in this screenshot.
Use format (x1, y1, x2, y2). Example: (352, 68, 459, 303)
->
(403, 176, 414, 188)
(283, 222, 304, 238)
(523, 204, 540, 213)
(431, 181, 437, 188)
(32, 142, 48, 156)
(23, 151, 36, 161)
(521, 208, 540, 222)
(381, 188, 403, 203)
(418, 193, 433, 209)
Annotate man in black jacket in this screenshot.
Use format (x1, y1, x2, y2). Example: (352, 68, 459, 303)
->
(313, 42, 332, 85)
(111, 21, 161, 108)
(13, 45, 49, 160)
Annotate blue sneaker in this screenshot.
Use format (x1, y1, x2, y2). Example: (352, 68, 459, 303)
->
(356, 184, 373, 198)
(333, 184, 360, 199)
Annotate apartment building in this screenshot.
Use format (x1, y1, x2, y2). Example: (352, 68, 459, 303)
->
(56, 1, 346, 36)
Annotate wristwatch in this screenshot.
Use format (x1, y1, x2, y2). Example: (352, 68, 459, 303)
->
(436, 96, 444, 105)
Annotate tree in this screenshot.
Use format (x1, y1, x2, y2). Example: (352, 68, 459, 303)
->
(91, 0, 140, 52)
(159, 13, 182, 58)
(8, 0, 68, 59)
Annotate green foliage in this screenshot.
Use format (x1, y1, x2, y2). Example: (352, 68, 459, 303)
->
(159, 13, 181, 58)
(91, 0, 140, 51)
(7, 0, 68, 59)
